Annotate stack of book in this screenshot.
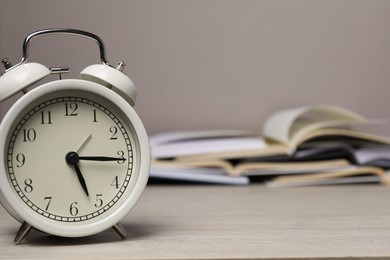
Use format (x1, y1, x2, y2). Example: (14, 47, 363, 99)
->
(149, 105, 390, 186)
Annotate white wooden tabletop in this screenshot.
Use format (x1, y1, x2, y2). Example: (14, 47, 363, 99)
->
(1, 184, 390, 259)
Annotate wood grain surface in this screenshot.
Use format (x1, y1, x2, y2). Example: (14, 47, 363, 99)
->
(1, 184, 390, 259)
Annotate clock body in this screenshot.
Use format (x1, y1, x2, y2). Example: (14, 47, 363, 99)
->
(0, 79, 150, 237)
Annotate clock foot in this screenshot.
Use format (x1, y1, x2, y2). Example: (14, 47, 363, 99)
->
(112, 222, 127, 239)
(14, 221, 33, 245)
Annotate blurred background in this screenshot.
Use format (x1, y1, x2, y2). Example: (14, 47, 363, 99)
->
(1, 0, 390, 135)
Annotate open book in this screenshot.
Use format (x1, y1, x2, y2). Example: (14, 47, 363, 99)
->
(150, 105, 390, 185)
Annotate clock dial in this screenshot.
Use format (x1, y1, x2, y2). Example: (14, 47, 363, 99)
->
(5, 91, 137, 224)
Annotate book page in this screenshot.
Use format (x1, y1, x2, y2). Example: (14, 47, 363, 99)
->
(150, 130, 265, 159)
(149, 129, 255, 147)
(266, 166, 390, 187)
(150, 165, 250, 185)
(263, 105, 368, 146)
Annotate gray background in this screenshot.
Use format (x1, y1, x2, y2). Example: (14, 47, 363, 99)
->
(1, 0, 390, 135)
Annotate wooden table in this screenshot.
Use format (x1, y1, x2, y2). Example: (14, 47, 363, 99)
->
(1, 184, 390, 259)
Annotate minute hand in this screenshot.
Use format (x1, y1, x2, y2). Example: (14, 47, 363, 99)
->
(78, 156, 126, 162)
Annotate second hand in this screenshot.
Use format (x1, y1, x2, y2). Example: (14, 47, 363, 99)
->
(77, 134, 92, 154)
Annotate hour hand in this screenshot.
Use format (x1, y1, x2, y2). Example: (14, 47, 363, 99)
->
(73, 163, 89, 197)
(65, 151, 89, 197)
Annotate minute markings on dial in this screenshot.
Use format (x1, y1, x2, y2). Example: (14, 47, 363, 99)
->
(8, 95, 134, 222)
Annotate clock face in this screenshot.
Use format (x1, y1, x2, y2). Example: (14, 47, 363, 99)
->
(0, 80, 150, 236)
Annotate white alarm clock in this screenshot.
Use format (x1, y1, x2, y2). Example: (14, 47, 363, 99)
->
(0, 29, 150, 244)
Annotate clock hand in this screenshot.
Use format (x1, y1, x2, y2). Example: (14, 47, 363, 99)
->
(78, 156, 126, 162)
(72, 163, 90, 197)
(75, 135, 126, 161)
(65, 151, 89, 197)
(77, 134, 92, 154)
